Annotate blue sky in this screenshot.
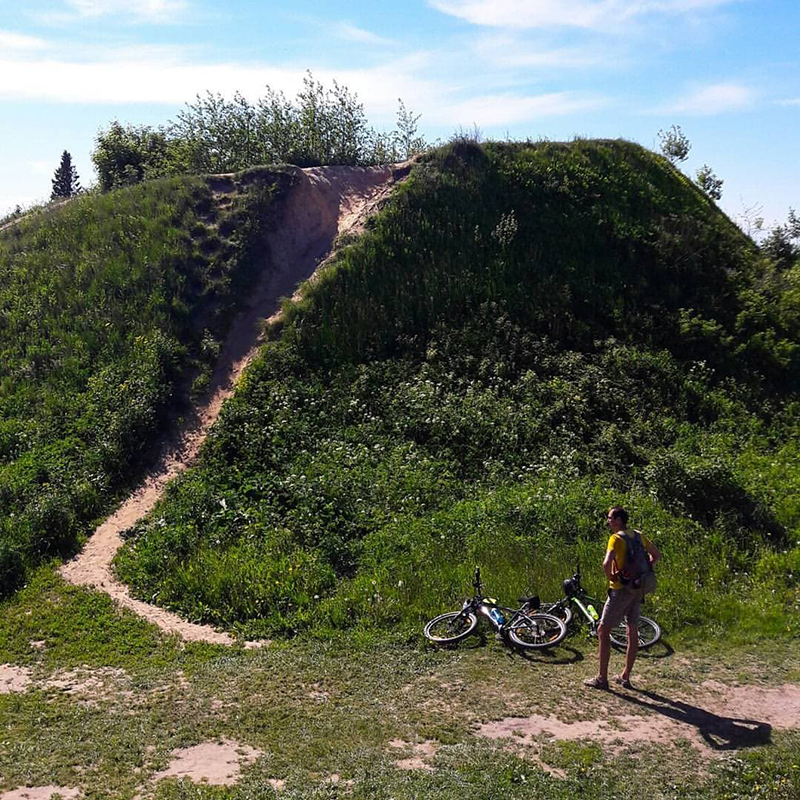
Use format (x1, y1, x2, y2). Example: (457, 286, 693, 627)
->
(1, 0, 798, 231)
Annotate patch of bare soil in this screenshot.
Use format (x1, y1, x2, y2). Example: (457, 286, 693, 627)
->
(151, 739, 261, 786)
(0, 788, 81, 800)
(388, 739, 439, 771)
(59, 162, 410, 645)
(0, 665, 32, 694)
(476, 682, 800, 759)
(43, 667, 132, 707)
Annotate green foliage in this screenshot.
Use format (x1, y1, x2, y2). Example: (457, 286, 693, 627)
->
(118, 140, 799, 641)
(695, 163, 723, 200)
(658, 124, 691, 163)
(762, 208, 800, 271)
(92, 74, 428, 188)
(0, 169, 292, 594)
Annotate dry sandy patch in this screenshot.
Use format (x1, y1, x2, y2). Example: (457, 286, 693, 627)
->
(0, 788, 81, 800)
(0, 665, 32, 694)
(476, 682, 800, 759)
(151, 738, 261, 786)
(388, 739, 439, 771)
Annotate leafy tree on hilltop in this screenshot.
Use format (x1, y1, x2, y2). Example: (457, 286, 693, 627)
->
(51, 150, 81, 199)
(393, 99, 427, 160)
(658, 124, 691, 163)
(763, 208, 800, 270)
(695, 164, 724, 200)
(92, 122, 180, 191)
(92, 73, 428, 188)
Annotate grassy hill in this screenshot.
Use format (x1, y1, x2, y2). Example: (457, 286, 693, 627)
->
(0, 167, 298, 595)
(110, 139, 799, 641)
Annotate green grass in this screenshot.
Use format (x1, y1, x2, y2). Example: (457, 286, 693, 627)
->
(0, 167, 296, 596)
(1, 136, 798, 798)
(116, 140, 798, 642)
(0, 569, 798, 799)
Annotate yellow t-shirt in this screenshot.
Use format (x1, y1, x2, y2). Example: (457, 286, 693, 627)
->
(606, 529, 652, 590)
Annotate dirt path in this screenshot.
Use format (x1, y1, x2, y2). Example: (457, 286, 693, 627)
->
(59, 163, 408, 645)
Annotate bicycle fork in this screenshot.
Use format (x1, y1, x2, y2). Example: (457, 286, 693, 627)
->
(571, 597, 600, 636)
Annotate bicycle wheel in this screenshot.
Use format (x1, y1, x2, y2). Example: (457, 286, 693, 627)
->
(424, 611, 478, 644)
(608, 616, 661, 649)
(539, 600, 573, 626)
(508, 613, 567, 650)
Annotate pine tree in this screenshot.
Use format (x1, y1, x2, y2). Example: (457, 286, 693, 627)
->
(51, 150, 81, 199)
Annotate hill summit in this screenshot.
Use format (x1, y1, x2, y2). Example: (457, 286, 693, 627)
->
(106, 139, 798, 641)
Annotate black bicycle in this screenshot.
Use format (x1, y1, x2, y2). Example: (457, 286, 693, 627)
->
(541, 565, 661, 649)
(424, 567, 567, 650)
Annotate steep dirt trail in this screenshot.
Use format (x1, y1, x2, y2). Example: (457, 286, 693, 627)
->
(60, 163, 407, 645)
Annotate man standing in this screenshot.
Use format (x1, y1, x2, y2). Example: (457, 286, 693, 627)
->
(584, 506, 661, 690)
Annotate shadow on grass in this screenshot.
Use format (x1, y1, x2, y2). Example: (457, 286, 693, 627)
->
(613, 638, 674, 660)
(516, 644, 584, 666)
(424, 633, 583, 664)
(617, 688, 772, 751)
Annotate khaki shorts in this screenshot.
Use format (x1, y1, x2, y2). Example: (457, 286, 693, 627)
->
(600, 588, 642, 629)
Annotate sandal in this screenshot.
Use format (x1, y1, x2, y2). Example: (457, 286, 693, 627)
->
(613, 674, 633, 689)
(583, 675, 609, 690)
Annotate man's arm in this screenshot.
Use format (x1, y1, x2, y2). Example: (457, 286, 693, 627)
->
(603, 548, 616, 581)
(645, 538, 662, 566)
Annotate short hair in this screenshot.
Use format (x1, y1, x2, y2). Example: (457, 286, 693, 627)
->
(608, 506, 629, 526)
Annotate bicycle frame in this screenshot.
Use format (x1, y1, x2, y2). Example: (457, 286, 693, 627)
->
(553, 565, 603, 635)
(467, 568, 541, 635)
(541, 564, 663, 650)
(424, 566, 568, 650)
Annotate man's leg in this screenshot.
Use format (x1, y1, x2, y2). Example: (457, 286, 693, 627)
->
(622, 622, 638, 680)
(620, 594, 643, 682)
(598, 622, 611, 680)
(584, 623, 611, 688)
(586, 590, 626, 689)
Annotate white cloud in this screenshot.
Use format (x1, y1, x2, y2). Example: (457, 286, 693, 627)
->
(62, 0, 188, 21)
(0, 30, 49, 50)
(470, 32, 618, 69)
(0, 51, 440, 123)
(0, 46, 605, 129)
(429, 0, 735, 30)
(656, 82, 754, 115)
(332, 22, 394, 46)
(442, 91, 608, 126)
(778, 98, 800, 107)
(0, 56, 296, 104)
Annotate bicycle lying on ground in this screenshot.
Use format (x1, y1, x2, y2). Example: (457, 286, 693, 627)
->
(423, 567, 567, 650)
(540, 565, 662, 649)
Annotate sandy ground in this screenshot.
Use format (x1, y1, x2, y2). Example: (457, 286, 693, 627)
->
(2, 660, 798, 791)
(150, 739, 262, 786)
(0, 787, 82, 800)
(477, 681, 800, 760)
(59, 163, 408, 645)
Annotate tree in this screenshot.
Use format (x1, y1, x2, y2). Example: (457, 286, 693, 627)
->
(91, 74, 429, 189)
(762, 208, 800, 271)
(393, 99, 427, 160)
(657, 125, 691, 163)
(51, 150, 81, 199)
(92, 122, 181, 190)
(695, 164, 723, 200)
